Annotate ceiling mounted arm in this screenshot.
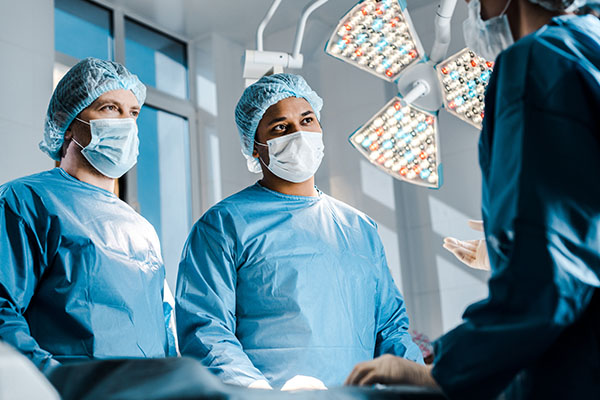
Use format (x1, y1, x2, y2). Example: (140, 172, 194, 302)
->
(292, 0, 330, 59)
(429, 0, 457, 64)
(245, 0, 329, 86)
(257, 0, 282, 51)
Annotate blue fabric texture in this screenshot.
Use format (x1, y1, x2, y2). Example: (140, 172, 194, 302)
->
(41, 57, 146, 161)
(176, 183, 423, 388)
(0, 168, 176, 372)
(234, 74, 323, 172)
(432, 15, 600, 400)
(528, 0, 599, 11)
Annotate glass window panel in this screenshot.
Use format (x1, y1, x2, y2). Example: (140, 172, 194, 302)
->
(125, 18, 188, 99)
(135, 106, 191, 287)
(54, 0, 113, 60)
(53, 61, 71, 90)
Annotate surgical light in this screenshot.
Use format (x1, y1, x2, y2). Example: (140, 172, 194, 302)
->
(326, 0, 494, 189)
(325, 0, 424, 82)
(436, 48, 494, 128)
(350, 97, 441, 188)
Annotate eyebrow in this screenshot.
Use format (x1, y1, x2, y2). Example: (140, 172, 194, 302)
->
(266, 110, 314, 126)
(94, 98, 141, 110)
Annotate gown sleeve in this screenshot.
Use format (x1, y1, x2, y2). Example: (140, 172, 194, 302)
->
(0, 188, 60, 372)
(175, 210, 267, 386)
(431, 38, 600, 400)
(373, 234, 424, 364)
(162, 280, 179, 356)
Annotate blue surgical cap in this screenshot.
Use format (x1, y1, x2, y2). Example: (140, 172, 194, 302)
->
(528, 0, 598, 11)
(40, 57, 146, 161)
(234, 73, 323, 173)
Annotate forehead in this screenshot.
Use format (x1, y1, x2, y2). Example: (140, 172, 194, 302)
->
(261, 97, 313, 121)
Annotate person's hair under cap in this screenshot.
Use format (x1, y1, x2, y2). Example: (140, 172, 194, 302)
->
(528, 0, 598, 11)
(234, 73, 323, 173)
(40, 57, 146, 161)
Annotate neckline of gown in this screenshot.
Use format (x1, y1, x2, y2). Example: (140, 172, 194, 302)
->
(254, 181, 323, 203)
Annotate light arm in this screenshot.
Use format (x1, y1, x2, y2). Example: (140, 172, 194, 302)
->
(429, 0, 457, 64)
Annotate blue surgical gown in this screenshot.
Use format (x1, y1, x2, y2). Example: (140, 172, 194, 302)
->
(432, 15, 600, 400)
(176, 183, 423, 388)
(0, 168, 176, 372)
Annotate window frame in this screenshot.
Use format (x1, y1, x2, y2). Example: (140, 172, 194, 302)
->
(53, 0, 202, 223)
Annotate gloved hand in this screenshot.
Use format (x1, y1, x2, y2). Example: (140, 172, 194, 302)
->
(281, 375, 327, 391)
(248, 379, 273, 389)
(443, 220, 491, 271)
(344, 354, 437, 387)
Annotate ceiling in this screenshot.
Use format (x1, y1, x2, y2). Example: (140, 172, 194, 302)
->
(102, 0, 440, 44)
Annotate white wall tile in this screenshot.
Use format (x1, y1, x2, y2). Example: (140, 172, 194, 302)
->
(0, 0, 54, 56)
(0, 0, 54, 186)
(409, 291, 444, 338)
(360, 160, 396, 211)
(375, 221, 403, 292)
(0, 119, 54, 184)
(437, 255, 489, 332)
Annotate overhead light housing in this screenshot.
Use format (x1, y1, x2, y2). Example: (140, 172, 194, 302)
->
(325, 0, 425, 82)
(435, 48, 494, 129)
(349, 97, 442, 188)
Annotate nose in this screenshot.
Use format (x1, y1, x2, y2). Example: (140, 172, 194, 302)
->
(286, 122, 302, 135)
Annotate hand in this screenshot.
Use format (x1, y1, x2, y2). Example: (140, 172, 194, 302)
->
(345, 354, 437, 387)
(281, 375, 327, 391)
(248, 379, 273, 390)
(443, 220, 491, 271)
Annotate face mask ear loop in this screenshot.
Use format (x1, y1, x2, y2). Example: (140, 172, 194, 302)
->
(257, 155, 269, 168)
(71, 117, 91, 151)
(253, 140, 269, 168)
(71, 137, 85, 150)
(75, 117, 91, 126)
(500, 0, 513, 16)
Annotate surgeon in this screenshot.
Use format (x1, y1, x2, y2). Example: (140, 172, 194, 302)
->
(175, 74, 423, 390)
(0, 57, 177, 372)
(345, 0, 600, 399)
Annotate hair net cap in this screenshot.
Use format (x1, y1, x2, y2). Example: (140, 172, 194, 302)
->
(234, 73, 323, 173)
(528, 0, 597, 11)
(40, 57, 146, 161)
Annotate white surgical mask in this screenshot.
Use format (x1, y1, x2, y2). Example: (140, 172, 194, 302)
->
(72, 117, 139, 179)
(255, 131, 324, 183)
(463, 0, 514, 61)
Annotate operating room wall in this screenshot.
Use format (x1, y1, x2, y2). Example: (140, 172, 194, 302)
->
(194, 33, 263, 208)
(0, 1, 55, 185)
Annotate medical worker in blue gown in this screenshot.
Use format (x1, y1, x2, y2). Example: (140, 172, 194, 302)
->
(346, 0, 600, 399)
(175, 74, 423, 390)
(0, 58, 177, 373)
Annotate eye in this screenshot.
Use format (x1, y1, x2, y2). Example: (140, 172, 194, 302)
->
(272, 124, 287, 132)
(131, 110, 139, 118)
(302, 116, 314, 124)
(101, 105, 118, 112)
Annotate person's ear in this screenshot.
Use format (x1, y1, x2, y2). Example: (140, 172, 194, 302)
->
(61, 131, 72, 159)
(252, 144, 259, 159)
